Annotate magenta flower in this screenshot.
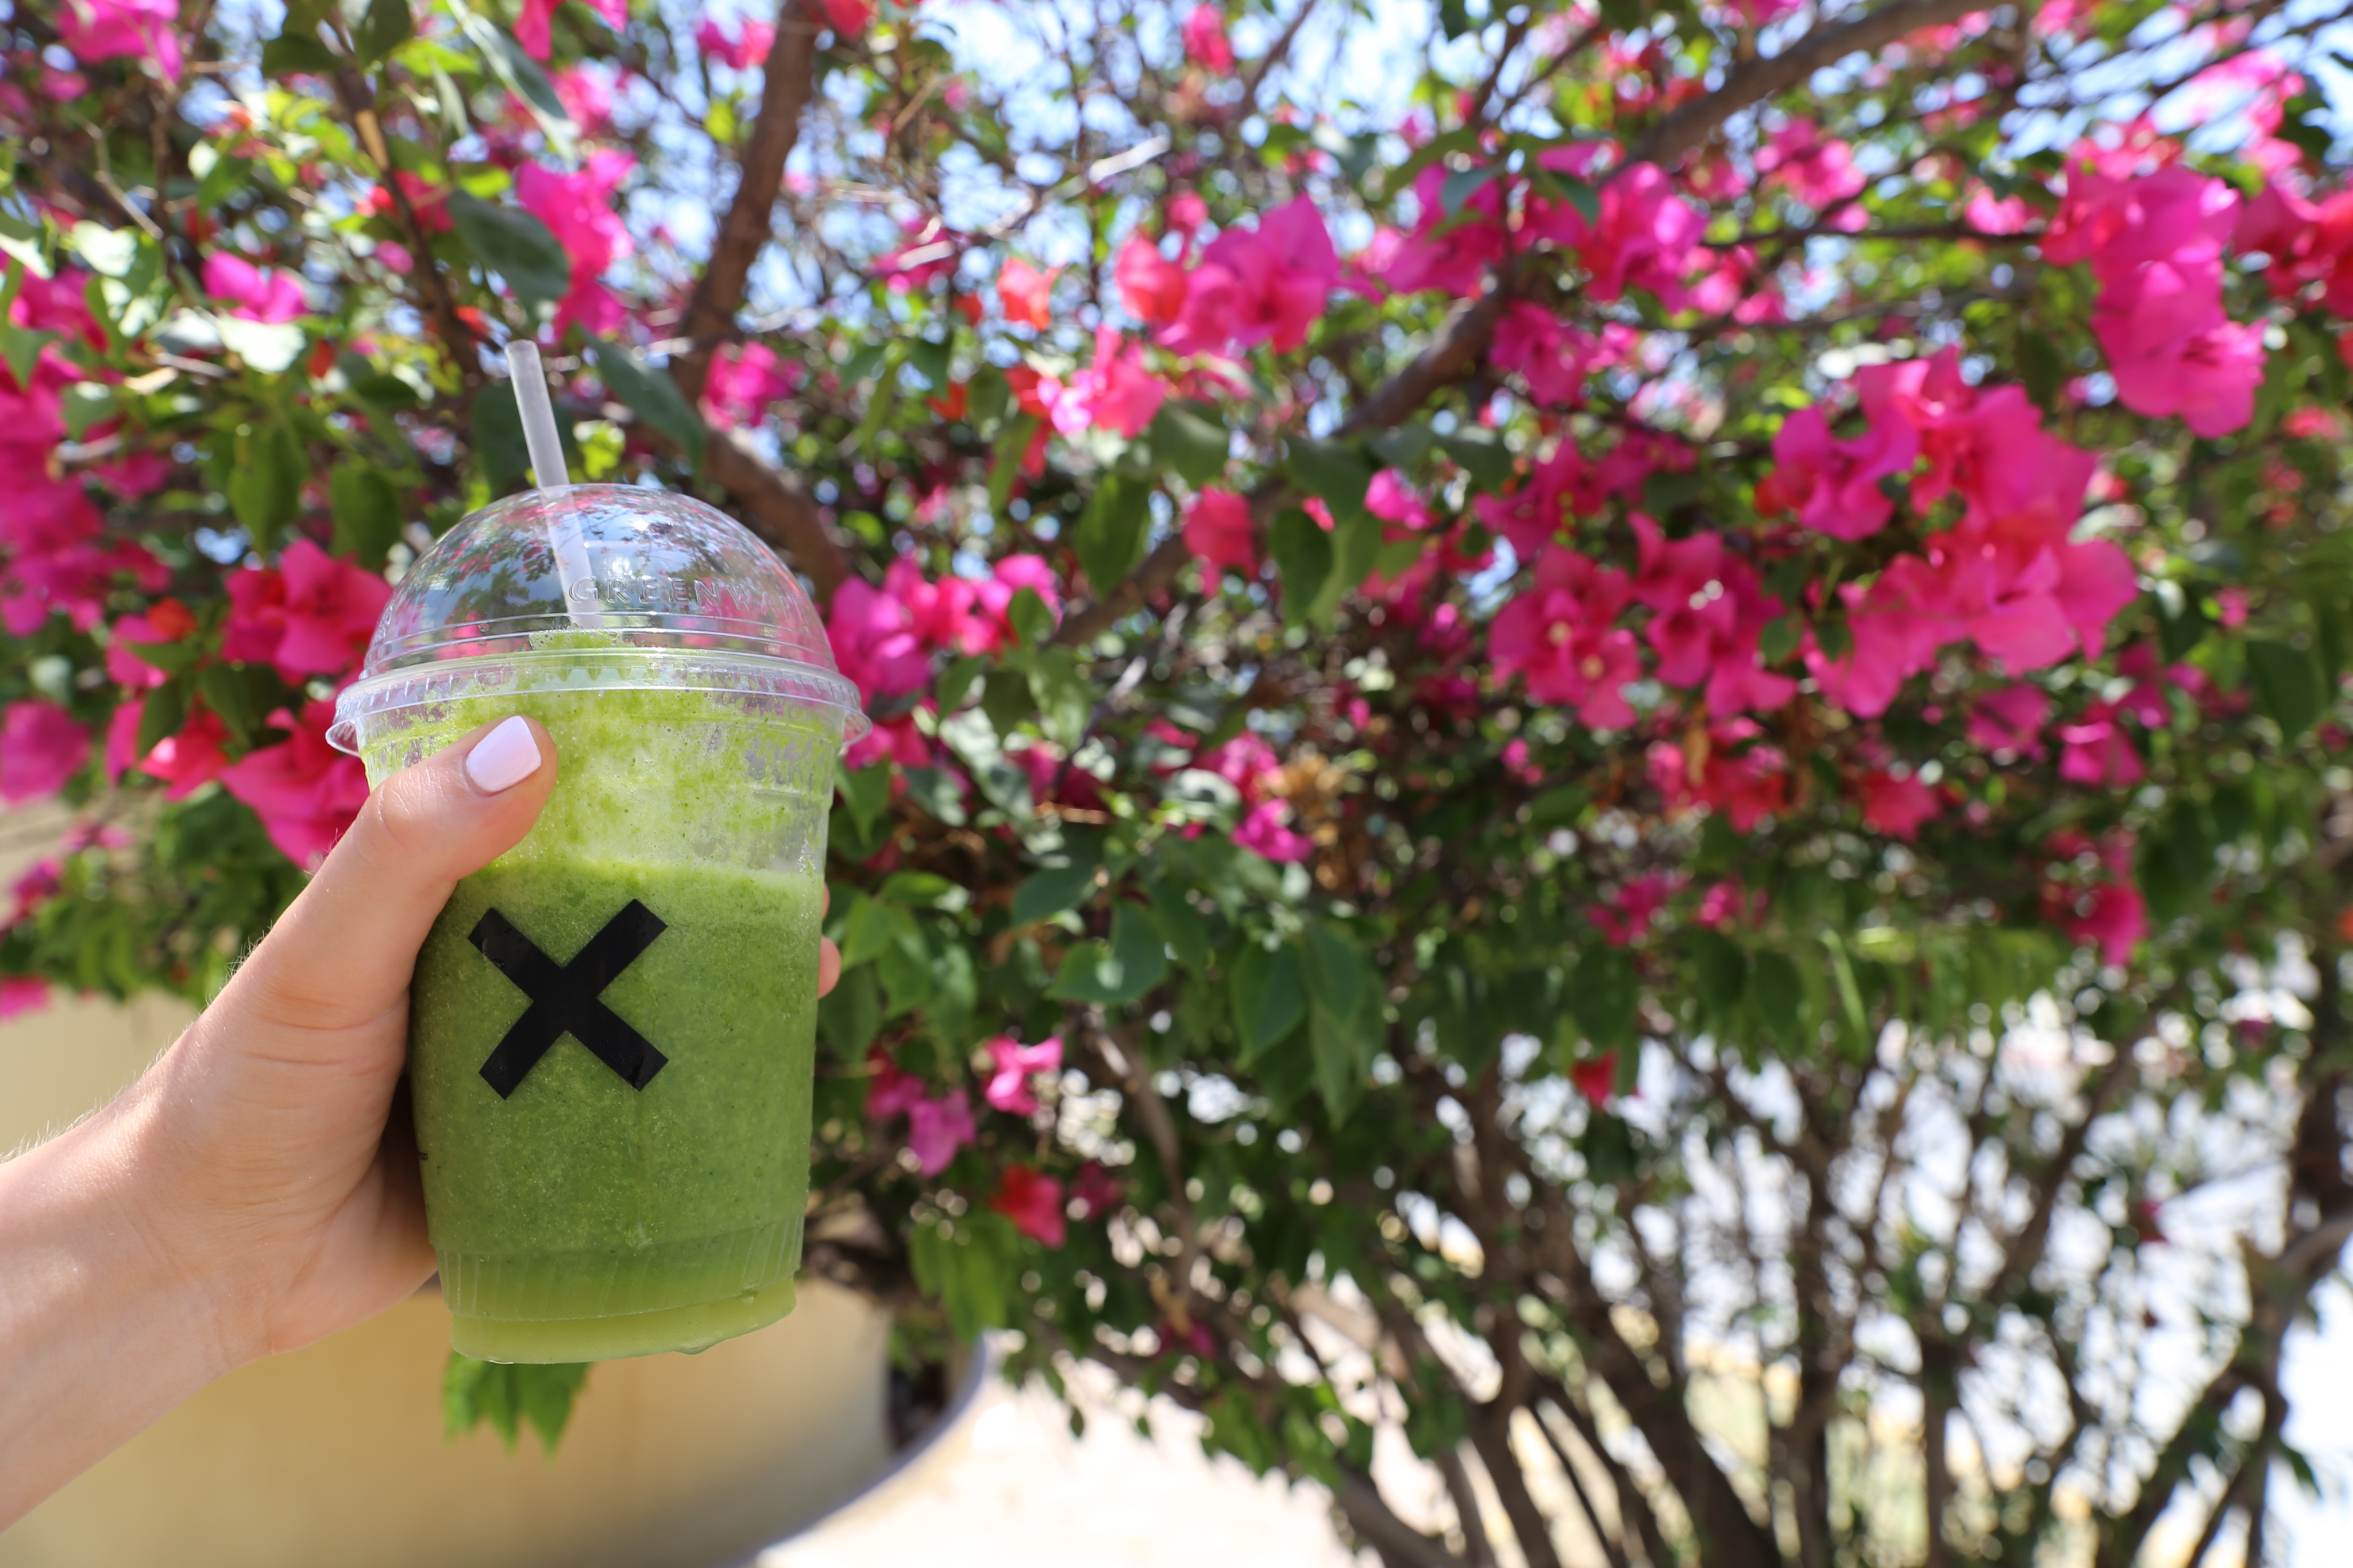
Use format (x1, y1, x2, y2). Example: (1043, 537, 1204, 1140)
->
(217, 701, 371, 869)
(56, 0, 182, 82)
(1766, 399, 1918, 542)
(992, 1164, 1068, 1247)
(220, 540, 392, 682)
(2066, 881, 2147, 967)
(827, 577, 931, 703)
(1489, 546, 1641, 729)
(906, 1090, 976, 1176)
(695, 16, 776, 69)
(1233, 800, 1314, 863)
(702, 342, 801, 429)
(1575, 163, 1705, 307)
(1755, 119, 1868, 214)
(1058, 327, 1168, 438)
(1181, 4, 1235, 72)
(1116, 234, 1189, 325)
(1183, 487, 1257, 577)
(1968, 684, 2051, 759)
(516, 150, 637, 338)
(2057, 705, 2145, 787)
(983, 1035, 1064, 1115)
(1627, 516, 1793, 716)
(1161, 198, 1338, 356)
(0, 700, 89, 806)
(514, 0, 627, 61)
(1857, 770, 1941, 840)
(202, 253, 306, 325)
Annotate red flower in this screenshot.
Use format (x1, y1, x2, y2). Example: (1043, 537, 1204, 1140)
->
(992, 1164, 1067, 1247)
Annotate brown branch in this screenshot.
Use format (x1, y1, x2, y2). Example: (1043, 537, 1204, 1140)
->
(1623, 0, 2038, 173)
(1526, 1401, 1633, 1568)
(1437, 1448, 1501, 1568)
(1336, 1468, 1465, 1568)
(673, 3, 822, 403)
(1534, 1382, 1677, 1568)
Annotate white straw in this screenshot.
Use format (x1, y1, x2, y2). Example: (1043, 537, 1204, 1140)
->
(504, 341, 604, 628)
(504, 340, 570, 489)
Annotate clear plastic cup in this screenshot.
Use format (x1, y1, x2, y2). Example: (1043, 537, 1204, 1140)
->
(329, 485, 866, 1363)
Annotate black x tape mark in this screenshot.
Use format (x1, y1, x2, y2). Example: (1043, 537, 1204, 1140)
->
(469, 901, 669, 1098)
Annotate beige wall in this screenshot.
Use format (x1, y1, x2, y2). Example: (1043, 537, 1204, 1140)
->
(0, 896, 893, 1568)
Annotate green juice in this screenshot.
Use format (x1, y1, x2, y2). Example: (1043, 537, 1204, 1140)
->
(362, 682, 839, 1363)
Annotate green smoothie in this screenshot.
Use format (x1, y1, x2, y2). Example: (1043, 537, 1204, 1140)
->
(361, 682, 839, 1363)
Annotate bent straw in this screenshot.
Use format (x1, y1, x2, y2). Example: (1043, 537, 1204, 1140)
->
(504, 341, 605, 628)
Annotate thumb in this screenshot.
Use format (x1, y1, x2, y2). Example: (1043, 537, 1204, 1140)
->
(230, 715, 557, 1036)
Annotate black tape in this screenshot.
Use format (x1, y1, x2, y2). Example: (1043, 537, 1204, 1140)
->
(468, 901, 669, 1098)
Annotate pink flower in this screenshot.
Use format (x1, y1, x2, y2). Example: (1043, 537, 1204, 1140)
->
(1233, 800, 1313, 862)
(105, 597, 195, 690)
(1588, 873, 1676, 945)
(865, 1049, 926, 1121)
(516, 150, 637, 338)
(1070, 1161, 1123, 1219)
(1490, 302, 1614, 407)
(137, 704, 230, 800)
(875, 217, 962, 292)
(220, 540, 392, 682)
(1490, 546, 1641, 729)
(1199, 732, 1282, 800)
(1181, 3, 1235, 72)
(1365, 469, 1433, 531)
(1383, 166, 1507, 299)
(551, 65, 616, 137)
(56, 0, 182, 82)
(1648, 721, 1789, 831)
(1184, 488, 1257, 577)
(2107, 319, 2266, 439)
(514, 0, 627, 60)
(972, 555, 1064, 648)
(1754, 119, 1867, 213)
(1627, 515, 1793, 716)
(2216, 588, 2250, 628)
(1570, 1053, 1619, 1107)
(815, 0, 872, 36)
(2057, 705, 2144, 787)
(1968, 684, 2051, 758)
(702, 342, 801, 428)
(1695, 879, 1758, 928)
(695, 16, 776, 69)
(998, 257, 1059, 329)
(1764, 393, 1918, 542)
(1057, 328, 1168, 438)
(1117, 234, 1189, 325)
(1161, 198, 1338, 356)
(827, 577, 930, 702)
(202, 253, 306, 324)
(1576, 163, 1705, 307)
(983, 1035, 1064, 1115)
(1857, 769, 1940, 839)
(1964, 187, 2032, 235)
(0, 700, 88, 805)
(0, 976, 49, 1019)
(2066, 881, 2146, 966)
(217, 701, 371, 869)
(992, 1164, 1068, 1247)
(905, 1090, 976, 1176)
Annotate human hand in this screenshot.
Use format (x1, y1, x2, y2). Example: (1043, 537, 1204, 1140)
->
(0, 715, 839, 1523)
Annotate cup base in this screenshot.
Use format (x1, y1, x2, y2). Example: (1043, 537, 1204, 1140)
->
(450, 1276, 799, 1364)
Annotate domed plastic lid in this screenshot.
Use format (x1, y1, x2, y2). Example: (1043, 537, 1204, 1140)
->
(328, 485, 866, 753)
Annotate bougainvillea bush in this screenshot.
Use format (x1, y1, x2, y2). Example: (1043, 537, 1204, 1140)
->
(8, 0, 2353, 1555)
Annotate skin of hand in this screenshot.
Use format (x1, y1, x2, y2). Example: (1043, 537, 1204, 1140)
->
(0, 715, 841, 1527)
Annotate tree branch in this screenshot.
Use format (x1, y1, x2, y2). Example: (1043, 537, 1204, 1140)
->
(1336, 1467, 1467, 1568)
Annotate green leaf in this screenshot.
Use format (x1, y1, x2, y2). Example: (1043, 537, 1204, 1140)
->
(1570, 945, 1637, 1051)
(1047, 906, 1170, 1006)
(133, 680, 188, 759)
(1012, 860, 1100, 926)
(1229, 941, 1307, 1060)
(817, 963, 880, 1054)
(1438, 429, 1511, 489)
(197, 663, 286, 750)
(835, 759, 892, 832)
(1752, 949, 1804, 1037)
(354, 0, 416, 63)
(65, 222, 138, 280)
(981, 666, 1036, 736)
(1269, 508, 1333, 629)
(1438, 164, 1500, 217)
(328, 462, 403, 566)
(1284, 436, 1375, 521)
(1692, 930, 1746, 1018)
(1758, 614, 1803, 665)
(448, 193, 570, 310)
(1148, 401, 1229, 485)
(1075, 474, 1152, 596)
(261, 30, 342, 75)
(227, 423, 306, 550)
(58, 381, 114, 440)
(2246, 639, 2324, 739)
(2016, 326, 2065, 412)
(1302, 924, 1379, 1120)
(1028, 647, 1092, 751)
(456, 9, 576, 150)
(1146, 883, 1210, 971)
(1005, 587, 1056, 650)
(444, 1353, 589, 1452)
(472, 380, 530, 491)
(593, 340, 707, 474)
(836, 891, 920, 970)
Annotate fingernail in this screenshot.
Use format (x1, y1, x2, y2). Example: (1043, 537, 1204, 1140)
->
(465, 716, 541, 795)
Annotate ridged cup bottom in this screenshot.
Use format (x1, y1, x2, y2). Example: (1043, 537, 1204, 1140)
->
(437, 1215, 803, 1363)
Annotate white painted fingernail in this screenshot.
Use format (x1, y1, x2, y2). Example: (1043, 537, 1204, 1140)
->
(465, 716, 541, 795)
